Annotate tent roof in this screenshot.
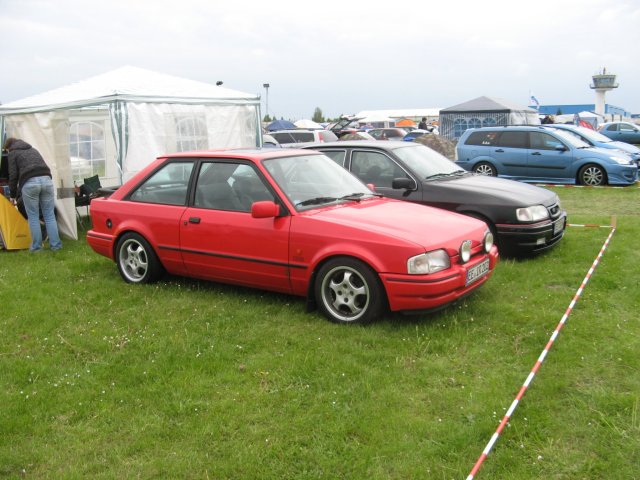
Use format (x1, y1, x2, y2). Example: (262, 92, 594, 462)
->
(441, 96, 537, 114)
(0, 66, 259, 114)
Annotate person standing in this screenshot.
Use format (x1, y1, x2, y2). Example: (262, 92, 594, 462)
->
(418, 117, 428, 130)
(5, 137, 62, 252)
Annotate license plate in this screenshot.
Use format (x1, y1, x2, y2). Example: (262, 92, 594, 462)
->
(466, 258, 490, 286)
(553, 217, 564, 235)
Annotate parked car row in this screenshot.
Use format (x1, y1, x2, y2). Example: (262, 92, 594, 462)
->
(455, 125, 639, 186)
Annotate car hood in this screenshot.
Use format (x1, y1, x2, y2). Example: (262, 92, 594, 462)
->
(424, 174, 558, 207)
(302, 198, 488, 250)
(608, 141, 640, 154)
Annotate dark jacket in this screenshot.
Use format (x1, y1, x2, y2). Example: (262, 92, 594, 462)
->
(7, 139, 52, 199)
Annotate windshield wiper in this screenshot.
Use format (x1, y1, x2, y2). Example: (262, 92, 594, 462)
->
(296, 196, 337, 207)
(338, 192, 367, 202)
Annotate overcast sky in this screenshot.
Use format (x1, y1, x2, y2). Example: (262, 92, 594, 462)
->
(1, 0, 638, 119)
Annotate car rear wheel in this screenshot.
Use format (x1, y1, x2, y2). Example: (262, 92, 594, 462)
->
(116, 232, 164, 284)
(315, 257, 385, 324)
(473, 162, 497, 176)
(578, 164, 606, 186)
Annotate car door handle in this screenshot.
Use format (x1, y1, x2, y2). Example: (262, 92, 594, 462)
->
(531, 151, 542, 155)
(188, 217, 201, 224)
(495, 149, 504, 153)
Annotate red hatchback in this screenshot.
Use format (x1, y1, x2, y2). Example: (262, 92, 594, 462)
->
(87, 149, 498, 324)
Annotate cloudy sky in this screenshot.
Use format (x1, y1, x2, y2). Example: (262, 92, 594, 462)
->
(1, 0, 638, 119)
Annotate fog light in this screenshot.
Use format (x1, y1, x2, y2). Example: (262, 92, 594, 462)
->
(459, 240, 472, 263)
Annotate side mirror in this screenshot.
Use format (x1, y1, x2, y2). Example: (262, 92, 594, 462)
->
(555, 145, 568, 152)
(251, 201, 280, 218)
(392, 177, 415, 190)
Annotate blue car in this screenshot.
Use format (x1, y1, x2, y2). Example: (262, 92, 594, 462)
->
(598, 122, 640, 145)
(543, 124, 640, 166)
(455, 126, 638, 186)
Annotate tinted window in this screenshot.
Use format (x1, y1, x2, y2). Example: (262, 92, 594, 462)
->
(464, 131, 499, 146)
(272, 132, 295, 143)
(605, 124, 618, 132)
(497, 131, 528, 148)
(129, 161, 194, 205)
(351, 150, 408, 188)
(291, 132, 315, 142)
(530, 132, 565, 151)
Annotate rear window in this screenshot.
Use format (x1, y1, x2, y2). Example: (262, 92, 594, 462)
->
(464, 131, 499, 146)
(291, 132, 315, 142)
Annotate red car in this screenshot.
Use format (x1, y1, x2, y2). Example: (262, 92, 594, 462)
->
(87, 149, 498, 324)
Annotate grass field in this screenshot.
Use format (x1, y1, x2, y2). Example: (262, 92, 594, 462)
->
(1, 186, 638, 479)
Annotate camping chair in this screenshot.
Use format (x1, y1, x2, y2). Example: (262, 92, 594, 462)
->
(75, 175, 101, 227)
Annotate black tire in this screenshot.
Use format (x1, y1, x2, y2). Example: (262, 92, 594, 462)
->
(314, 257, 385, 324)
(472, 162, 497, 176)
(578, 164, 607, 186)
(115, 232, 164, 284)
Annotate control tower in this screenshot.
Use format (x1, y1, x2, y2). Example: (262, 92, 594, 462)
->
(590, 68, 618, 117)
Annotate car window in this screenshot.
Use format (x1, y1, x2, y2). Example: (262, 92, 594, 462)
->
(318, 131, 339, 142)
(129, 161, 194, 205)
(291, 132, 315, 143)
(530, 132, 565, 151)
(497, 131, 528, 148)
(620, 123, 637, 132)
(319, 150, 347, 167)
(605, 124, 618, 132)
(351, 150, 407, 188)
(272, 132, 295, 144)
(194, 162, 272, 212)
(464, 131, 499, 146)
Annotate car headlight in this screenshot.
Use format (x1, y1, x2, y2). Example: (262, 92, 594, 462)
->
(609, 155, 633, 165)
(483, 231, 494, 253)
(407, 250, 450, 274)
(516, 205, 549, 222)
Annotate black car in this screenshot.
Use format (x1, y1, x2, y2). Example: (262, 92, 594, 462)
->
(304, 141, 566, 256)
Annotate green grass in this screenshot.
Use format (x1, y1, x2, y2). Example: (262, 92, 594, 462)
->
(1, 185, 638, 479)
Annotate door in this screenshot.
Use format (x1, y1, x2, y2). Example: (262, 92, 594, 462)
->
(179, 160, 292, 293)
(526, 132, 573, 180)
(492, 131, 529, 177)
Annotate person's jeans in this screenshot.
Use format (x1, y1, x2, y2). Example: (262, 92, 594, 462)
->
(21, 176, 63, 252)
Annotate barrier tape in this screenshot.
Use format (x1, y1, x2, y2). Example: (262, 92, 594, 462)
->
(466, 224, 617, 480)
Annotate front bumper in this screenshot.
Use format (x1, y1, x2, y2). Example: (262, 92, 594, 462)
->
(380, 246, 499, 313)
(496, 211, 566, 255)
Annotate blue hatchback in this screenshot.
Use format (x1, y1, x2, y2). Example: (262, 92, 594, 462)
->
(455, 126, 638, 186)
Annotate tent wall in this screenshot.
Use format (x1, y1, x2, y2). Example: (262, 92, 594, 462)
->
(2, 101, 260, 240)
(440, 111, 540, 140)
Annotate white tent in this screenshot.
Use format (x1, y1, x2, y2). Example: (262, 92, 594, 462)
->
(294, 119, 323, 129)
(0, 66, 261, 240)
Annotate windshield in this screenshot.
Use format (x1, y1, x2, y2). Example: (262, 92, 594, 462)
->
(548, 129, 591, 148)
(392, 144, 464, 178)
(263, 154, 374, 211)
(570, 126, 614, 143)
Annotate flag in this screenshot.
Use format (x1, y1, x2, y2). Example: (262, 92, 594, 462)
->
(530, 92, 540, 110)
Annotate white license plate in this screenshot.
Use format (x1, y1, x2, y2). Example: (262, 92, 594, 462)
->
(466, 259, 490, 286)
(553, 218, 564, 235)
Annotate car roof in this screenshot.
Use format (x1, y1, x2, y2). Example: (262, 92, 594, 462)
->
(303, 140, 410, 149)
(163, 147, 320, 161)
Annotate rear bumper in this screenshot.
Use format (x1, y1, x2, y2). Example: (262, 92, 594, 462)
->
(86, 230, 116, 260)
(380, 247, 499, 313)
(496, 212, 566, 255)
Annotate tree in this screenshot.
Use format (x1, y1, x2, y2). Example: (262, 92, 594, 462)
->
(263, 114, 272, 122)
(312, 107, 324, 123)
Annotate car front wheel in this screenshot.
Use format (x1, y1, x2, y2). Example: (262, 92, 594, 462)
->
(315, 257, 385, 324)
(116, 232, 164, 284)
(578, 164, 606, 186)
(473, 162, 497, 176)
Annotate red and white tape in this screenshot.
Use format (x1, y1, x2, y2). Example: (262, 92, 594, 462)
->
(466, 225, 616, 479)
